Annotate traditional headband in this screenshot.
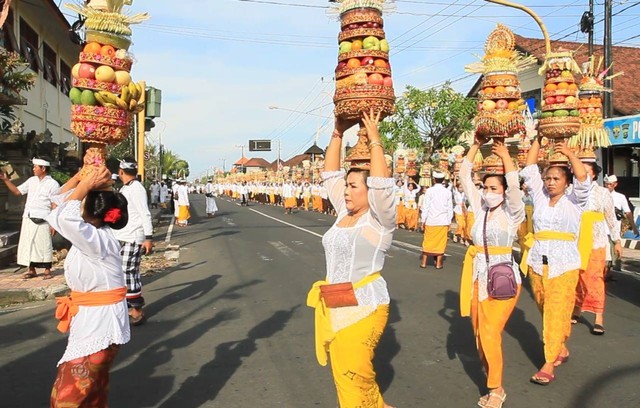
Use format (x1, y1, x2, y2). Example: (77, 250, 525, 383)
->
(119, 160, 137, 170)
(32, 158, 50, 167)
(103, 208, 122, 223)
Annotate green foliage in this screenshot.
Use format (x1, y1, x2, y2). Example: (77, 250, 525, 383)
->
(0, 49, 37, 132)
(380, 83, 477, 155)
(50, 168, 72, 185)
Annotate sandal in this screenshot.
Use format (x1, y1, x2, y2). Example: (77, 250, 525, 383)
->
(129, 310, 146, 326)
(42, 273, 54, 280)
(478, 394, 490, 407)
(22, 270, 37, 280)
(570, 315, 580, 325)
(530, 370, 555, 386)
(553, 354, 569, 367)
(591, 324, 605, 335)
(483, 392, 507, 408)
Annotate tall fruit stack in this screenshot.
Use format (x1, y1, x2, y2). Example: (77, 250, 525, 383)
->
(465, 24, 535, 174)
(571, 56, 617, 161)
(332, 0, 395, 169)
(538, 50, 581, 164)
(65, 0, 148, 179)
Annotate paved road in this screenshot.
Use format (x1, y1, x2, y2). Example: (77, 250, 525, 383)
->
(1, 195, 639, 408)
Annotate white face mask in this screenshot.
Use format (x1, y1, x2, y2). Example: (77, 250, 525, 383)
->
(483, 192, 504, 208)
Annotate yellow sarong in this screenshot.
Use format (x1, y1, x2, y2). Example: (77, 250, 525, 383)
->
(460, 245, 513, 317)
(178, 205, 190, 222)
(519, 231, 576, 274)
(578, 211, 605, 270)
(306, 272, 382, 366)
(454, 213, 466, 237)
(422, 225, 449, 255)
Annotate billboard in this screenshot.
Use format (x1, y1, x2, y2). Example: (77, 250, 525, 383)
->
(604, 114, 640, 146)
(249, 140, 271, 151)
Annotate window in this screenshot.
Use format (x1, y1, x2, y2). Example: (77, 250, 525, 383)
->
(19, 18, 41, 73)
(1, 9, 18, 53)
(43, 42, 58, 86)
(60, 60, 71, 95)
(522, 88, 542, 113)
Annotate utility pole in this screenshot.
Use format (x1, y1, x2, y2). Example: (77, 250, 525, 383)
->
(235, 144, 246, 173)
(137, 80, 146, 179)
(603, 0, 614, 119)
(220, 158, 226, 173)
(588, 0, 594, 56)
(278, 139, 282, 170)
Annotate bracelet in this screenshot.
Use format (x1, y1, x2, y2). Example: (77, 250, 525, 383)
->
(368, 141, 384, 150)
(331, 129, 343, 138)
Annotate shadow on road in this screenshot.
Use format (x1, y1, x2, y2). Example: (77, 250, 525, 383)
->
(374, 299, 402, 393)
(438, 289, 486, 394)
(568, 363, 640, 407)
(157, 305, 300, 408)
(504, 306, 544, 369)
(605, 272, 640, 308)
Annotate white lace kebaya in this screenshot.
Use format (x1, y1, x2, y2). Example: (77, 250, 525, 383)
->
(46, 199, 130, 366)
(321, 170, 396, 333)
(520, 164, 593, 278)
(460, 159, 525, 303)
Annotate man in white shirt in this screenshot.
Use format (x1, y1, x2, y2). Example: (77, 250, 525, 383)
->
(420, 171, 453, 269)
(160, 180, 169, 207)
(149, 179, 160, 209)
(114, 158, 153, 325)
(239, 181, 249, 206)
(205, 179, 218, 217)
(176, 179, 191, 225)
(1, 158, 59, 279)
(282, 181, 295, 214)
(604, 174, 638, 276)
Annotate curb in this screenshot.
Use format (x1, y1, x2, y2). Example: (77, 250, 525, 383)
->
(621, 238, 640, 250)
(0, 284, 69, 307)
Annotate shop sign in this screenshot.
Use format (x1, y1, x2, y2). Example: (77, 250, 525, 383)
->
(604, 114, 640, 146)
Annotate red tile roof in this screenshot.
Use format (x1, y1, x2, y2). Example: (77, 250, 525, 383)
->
(234, 156, 250, 166)
(244, 158, 271, 168)
(283, 154, 311, 168)
(513, 34, 640, 116)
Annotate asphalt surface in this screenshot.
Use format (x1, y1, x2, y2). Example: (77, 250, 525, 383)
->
(1, 194, 639, 408)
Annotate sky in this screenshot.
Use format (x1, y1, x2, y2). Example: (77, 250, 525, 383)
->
(69, 0, 640, 179)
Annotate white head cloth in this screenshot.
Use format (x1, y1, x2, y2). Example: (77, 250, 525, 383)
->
(32, 158, 50, 166)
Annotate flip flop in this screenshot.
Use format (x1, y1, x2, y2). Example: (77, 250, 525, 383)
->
(570, 315, 580, 324)
(483, 391, 507, 408)
(22, 271, 37, 280)
(530, 370, 555, 386)
(42, 274, 54, 280)
(553, 354, 569, 367)
(591, 324, 605, 335)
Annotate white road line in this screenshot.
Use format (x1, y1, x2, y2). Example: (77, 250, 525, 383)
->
(268, 241, 297, 258)
(165, 216, 175, 243)
(248, 207, 323, 238)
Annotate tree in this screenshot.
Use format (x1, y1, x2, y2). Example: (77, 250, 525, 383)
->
(379, 83, 477, 155)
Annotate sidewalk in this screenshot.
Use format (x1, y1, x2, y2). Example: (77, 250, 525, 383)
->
(0, 207, 173, 307)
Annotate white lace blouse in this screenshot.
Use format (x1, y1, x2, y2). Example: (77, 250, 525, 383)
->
(460, 159, 525, 303)
(322, 170, 395, 332)
(586, 182, 621, 248)
(520, 164, 592, 278)
(46, 200, 130, 366)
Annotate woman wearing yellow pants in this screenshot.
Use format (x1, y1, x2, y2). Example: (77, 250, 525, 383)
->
(520, 137, 591, 385)
(307, 110, 395, 408)
(460, 140, 525, 408)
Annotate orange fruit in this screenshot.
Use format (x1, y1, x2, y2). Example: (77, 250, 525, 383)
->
(100, 45, 116, 57)
(351, 40, 363, 51)
(83, 42, 102, 54)
(545, 83, 558, 92)
(483, 87, 495, 94)
(374, 59, 388, 68)
(494, 86, 506, 93)
(557, 82, 569, 90)
(347, 58, 361, 68)
(568, 83, 578, 91)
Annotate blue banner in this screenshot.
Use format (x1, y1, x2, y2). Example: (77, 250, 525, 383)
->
(604, 114, 640, 146)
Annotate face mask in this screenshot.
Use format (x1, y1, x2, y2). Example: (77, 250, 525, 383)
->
(482, 192, 504, 208)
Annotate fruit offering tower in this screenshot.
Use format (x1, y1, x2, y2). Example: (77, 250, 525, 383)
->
(65, 0, 148, 173)
(465, 24, 535, 174)
(571, 55, 619, 159)
(332, 0, 396, 168)
(538, 50, 582, 164)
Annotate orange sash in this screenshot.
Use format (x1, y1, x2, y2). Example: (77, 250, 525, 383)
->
(55, 287, 127, 333)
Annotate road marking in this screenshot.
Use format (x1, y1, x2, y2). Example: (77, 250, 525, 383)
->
(268, 241, 297, 258)
(165, 216, 175, 243)
(248, 208, 323, 238)
(222, 216, 236, 227)
(256, 252, 273, 261)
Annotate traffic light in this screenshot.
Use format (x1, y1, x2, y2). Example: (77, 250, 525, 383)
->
(144, 118, 155, 132)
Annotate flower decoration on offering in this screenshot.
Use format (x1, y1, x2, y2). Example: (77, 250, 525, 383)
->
(395, 149, 406, 174)
(331, 1, 396, 167)
(65, 0, 148, 182)
(419, 162, 433, 187)
(466, 24, 536, 141)
(569, 56, 621, 151)
(439, 149, 450, 172)
(450, 145, 465, 175)
(406, 149, 418, 176)
(516, 109, 537, 167)
(473, 150, 484, 173)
